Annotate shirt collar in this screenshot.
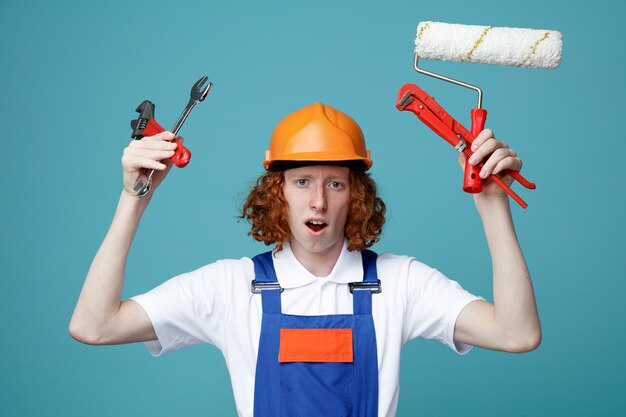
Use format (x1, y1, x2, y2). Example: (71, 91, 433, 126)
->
(273, 240, 363, 289)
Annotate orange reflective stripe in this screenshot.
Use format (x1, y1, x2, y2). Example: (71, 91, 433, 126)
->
(278, 328, 354, 363)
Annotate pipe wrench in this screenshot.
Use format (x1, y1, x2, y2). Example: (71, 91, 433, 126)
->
(396, 83, 535, 208)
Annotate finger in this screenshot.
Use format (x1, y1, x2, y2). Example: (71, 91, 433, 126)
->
(479, 149, 517, 178)
(129, 139, 177, 151)
(492, 156, 523, 176)
(175, 136, 184, 145)
(144, 131, 175, 142)
(124, 148, 176, 162)
(470, 128, 494, 151)
(124, 155, 168, 171)
(162, 157, 174, 170)
(122, 148, 172, 167)
(469, 137, 503, 166)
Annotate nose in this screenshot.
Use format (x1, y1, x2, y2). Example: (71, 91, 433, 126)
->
(310, 184, 327, 212)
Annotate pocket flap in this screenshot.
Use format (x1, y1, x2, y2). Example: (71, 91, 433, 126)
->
(279, 328, 354, 363)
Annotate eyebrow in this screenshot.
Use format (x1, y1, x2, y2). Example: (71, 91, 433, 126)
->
(286, 173, 348, 181)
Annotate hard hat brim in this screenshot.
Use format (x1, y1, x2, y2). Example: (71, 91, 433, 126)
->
(267, 159, 370, 172)
(264, 151, 372, 171)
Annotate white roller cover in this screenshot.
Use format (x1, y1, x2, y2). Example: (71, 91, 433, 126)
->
(415, 21, 562, 69)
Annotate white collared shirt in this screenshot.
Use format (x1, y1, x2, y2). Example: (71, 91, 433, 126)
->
(131, 240, 481, 417)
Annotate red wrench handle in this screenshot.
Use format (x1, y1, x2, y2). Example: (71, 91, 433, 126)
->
(465, 108, 536, 208)
(464, 153, 535, 208)
(171, 138, 191, 167)
(508, 170, 536, 189)
(489, 174, 529, 208)
(142, 118, 191, 167)
(463, 108, 487, 193)
(463, 144, 535, 208)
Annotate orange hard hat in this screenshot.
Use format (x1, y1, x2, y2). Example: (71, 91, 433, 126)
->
(264, 102, 372, 171)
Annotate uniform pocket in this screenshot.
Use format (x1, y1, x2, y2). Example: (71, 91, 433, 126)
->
(279, 328, 354, 416)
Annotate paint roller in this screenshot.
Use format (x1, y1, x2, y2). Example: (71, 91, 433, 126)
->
(397, 21, 563, 208)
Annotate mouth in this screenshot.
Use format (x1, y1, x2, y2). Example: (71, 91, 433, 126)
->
(305, 220, 328, 233)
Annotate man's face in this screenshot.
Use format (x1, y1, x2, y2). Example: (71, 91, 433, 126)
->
(282, 165, 350, 260)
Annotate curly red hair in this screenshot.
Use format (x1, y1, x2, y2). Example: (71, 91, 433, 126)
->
(241, 169, 386, 252)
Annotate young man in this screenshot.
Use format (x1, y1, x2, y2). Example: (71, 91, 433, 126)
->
(70, 102, 540, 417)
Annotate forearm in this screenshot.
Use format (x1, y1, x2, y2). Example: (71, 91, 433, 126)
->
(475, 195, 541, 350)
(70, 191, 151, 340)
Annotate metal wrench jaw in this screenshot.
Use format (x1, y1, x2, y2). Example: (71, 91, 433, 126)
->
(133, 173, 151, 197)
(397, 91, 416, 110)
(191, 76, 212, 102)
(136, 181, 151, 197)
(171, 77, 213, 136)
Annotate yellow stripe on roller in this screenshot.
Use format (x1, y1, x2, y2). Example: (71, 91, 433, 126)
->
(464, 26, 494, 62)
(518, 31, 551, 67)
(417, 22, 431, 40)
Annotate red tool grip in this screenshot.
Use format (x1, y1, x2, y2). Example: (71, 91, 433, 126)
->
(463, 108, 487, 194)
(142, 118, 191, 167)
(508, 171, 536, 190)
(171, 138, 191, 167)
(463, 108, 533, 208)
(490, 175, 528, 208)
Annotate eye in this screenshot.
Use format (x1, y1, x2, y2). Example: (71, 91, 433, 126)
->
(328, 181, 344, 190)
(295, 179, 309, 187)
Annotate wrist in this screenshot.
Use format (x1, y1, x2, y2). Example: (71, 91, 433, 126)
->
(474, 193, 511, 215)
(119, 189, 152, 214)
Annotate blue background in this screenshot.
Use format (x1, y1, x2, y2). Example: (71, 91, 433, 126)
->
(1, 0, 624, 415)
